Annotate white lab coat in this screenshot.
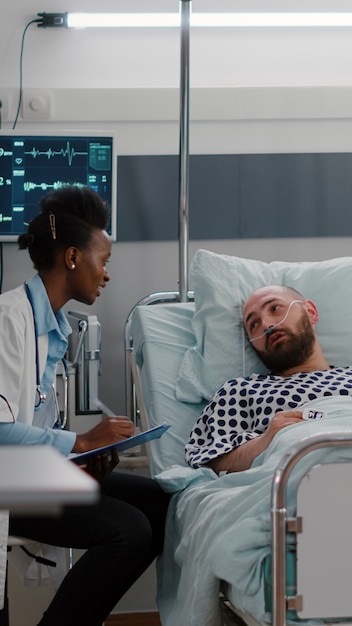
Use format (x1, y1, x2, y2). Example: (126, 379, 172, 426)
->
(0, 285, 43, 424)
(0, 284, 65, 608)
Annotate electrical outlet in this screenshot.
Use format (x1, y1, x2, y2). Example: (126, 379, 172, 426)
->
(22, 89, 52, 120)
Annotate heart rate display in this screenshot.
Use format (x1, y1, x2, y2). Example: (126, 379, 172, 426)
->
(0, 132, 117, 242)
(23, 141, 88, 166)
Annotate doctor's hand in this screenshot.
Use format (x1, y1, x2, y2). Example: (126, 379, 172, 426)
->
(72, 416, 135, 454)
(84, 449, 120, 482)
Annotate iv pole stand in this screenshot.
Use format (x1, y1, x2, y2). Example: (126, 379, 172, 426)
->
(178, 0, 191, 302)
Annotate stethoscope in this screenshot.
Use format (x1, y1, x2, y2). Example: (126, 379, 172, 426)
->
(24, 282, 68, 428)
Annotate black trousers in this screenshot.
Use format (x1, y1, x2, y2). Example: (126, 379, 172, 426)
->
(9, 471, 170, 626)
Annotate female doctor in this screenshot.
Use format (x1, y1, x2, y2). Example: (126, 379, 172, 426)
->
(0, 185, 170, 626)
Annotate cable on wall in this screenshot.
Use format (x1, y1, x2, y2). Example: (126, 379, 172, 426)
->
(12, 19, 42, 129)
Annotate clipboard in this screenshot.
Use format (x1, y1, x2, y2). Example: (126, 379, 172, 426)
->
(69, 423, 171, 466)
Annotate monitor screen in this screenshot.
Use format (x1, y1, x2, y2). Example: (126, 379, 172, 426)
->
(0, 130, 117, 242)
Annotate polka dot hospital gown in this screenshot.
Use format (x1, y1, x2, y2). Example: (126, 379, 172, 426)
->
(185, 367, 352, 468)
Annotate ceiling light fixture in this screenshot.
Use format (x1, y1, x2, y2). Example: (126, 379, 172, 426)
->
(36, 12, 352, 29)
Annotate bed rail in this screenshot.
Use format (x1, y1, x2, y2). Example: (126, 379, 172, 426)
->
(271, 431, 352, 626)
(124, 290, 194, 423)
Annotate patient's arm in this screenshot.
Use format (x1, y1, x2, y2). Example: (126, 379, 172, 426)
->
(207, 410, 303, 473)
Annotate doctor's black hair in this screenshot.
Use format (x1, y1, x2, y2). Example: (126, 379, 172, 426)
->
(18, 185, 111, 271)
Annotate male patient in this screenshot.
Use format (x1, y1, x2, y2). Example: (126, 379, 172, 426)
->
(185, 284, 352, 473)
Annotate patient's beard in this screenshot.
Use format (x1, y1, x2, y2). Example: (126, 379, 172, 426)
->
(252, 312, 316, 374)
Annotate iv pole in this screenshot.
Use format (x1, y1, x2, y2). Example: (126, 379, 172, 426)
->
(178, 0, 191, 301)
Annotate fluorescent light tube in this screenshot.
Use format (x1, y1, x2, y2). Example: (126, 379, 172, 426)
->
(192, 13, 352, 28)
(37, 12, 352, 30)
(66, 13, 180, 29)
(191, 13, 352, 28)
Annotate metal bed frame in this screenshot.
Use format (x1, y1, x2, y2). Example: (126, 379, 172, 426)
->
(125, 290, 193, 431)
(125, 300, 352, 626)
(125, 327, 352, 625)
(271, 432, 352, 626)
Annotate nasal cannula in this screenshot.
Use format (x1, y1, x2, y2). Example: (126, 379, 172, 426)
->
(248, 299, 304, 343)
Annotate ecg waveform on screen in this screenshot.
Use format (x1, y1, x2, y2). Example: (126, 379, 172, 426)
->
(23, 181, 84, 192)
(24, 141, 88, 166)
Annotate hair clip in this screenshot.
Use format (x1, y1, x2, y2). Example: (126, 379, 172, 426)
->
(49, 212, 56, 240)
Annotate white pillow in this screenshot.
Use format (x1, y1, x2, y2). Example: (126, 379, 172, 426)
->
(175, 249, 352, 403)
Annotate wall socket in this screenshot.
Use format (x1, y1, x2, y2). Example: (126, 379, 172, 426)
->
(22, 89, 52, 120)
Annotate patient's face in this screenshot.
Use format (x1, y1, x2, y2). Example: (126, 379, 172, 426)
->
(243, 286, 316, 373)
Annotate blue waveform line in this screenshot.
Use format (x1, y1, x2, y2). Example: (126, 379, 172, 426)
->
(24, 141, 88, 166)
(23, 181, 85, 192)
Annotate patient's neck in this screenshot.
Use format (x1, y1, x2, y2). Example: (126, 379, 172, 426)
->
(276, 347, 330, 377)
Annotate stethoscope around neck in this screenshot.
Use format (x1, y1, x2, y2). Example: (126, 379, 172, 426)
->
(24, 282, 68, 428)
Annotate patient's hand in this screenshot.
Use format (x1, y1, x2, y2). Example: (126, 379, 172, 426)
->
(207, 410, 303, 474)
(264, 410, 304, 439)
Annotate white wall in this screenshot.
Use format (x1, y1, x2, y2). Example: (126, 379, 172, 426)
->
(2, 0, 352, 618)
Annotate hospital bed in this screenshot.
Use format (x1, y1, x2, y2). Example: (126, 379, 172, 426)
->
(125, 248, 352, 626)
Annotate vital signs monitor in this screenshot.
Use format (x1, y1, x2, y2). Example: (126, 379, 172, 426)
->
(0, 130, 117, 242)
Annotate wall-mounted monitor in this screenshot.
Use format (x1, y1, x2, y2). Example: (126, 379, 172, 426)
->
(0, 130, 117, 242)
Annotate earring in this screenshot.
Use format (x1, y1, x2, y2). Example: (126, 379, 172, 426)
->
(71, 264, 76, 270)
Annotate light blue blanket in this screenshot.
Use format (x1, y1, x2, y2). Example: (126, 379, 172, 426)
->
(155, 397, 352, 626)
